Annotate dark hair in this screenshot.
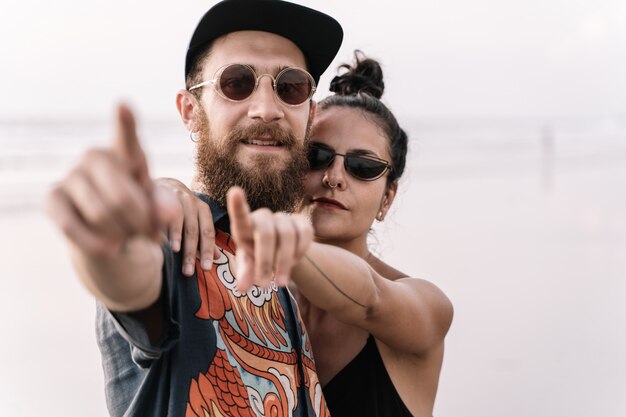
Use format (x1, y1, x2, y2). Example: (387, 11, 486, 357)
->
(319, 51, 408, 185)
(186, 44, 213, 96)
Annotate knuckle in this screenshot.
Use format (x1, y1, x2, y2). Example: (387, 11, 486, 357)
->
(89, 206, 110, 228)
(109, 195, 135, 221)
(184, 223, 199, 237)
(109, 190, 131, 210)
(254, 226, 273, 242)
(201, 227, 215, 239)
(276, 222, 294, 240)
(255, 208, 272, 218)
(258, 260, 272, 275)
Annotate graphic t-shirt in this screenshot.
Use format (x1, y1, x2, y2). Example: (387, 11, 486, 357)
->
(96, 196, 328, 417)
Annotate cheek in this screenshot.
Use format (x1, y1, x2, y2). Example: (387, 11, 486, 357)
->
(303, 172, 321, 195)
(354, 185, 386, 220)
(287, 109, 311, 139)
(204, 100, 246, 132)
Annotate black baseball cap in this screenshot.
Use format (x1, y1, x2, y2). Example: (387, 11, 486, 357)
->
(185, 0, 343, 85)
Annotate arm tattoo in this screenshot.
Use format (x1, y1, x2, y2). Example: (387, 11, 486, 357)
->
(303, 254, 368, 309)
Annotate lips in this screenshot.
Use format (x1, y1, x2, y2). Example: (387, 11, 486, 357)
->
(312, 197, 347, 210)
(242, 138, 283, 146)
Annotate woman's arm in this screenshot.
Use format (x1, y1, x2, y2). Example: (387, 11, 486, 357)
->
(292, 245, 453, 355)
(223, 188, 453, 355)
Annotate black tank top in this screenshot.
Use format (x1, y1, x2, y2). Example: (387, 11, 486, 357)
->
(322, 335, 413, 417)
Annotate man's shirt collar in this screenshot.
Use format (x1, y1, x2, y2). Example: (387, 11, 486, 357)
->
(195, 193, 230, 234)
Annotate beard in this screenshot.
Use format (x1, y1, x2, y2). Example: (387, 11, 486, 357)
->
(194, 111, 309, 212)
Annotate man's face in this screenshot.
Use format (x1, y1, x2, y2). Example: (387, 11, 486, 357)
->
(191, 31, 313, 211)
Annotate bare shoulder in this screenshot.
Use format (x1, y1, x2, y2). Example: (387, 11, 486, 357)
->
(366, 255, 454, 351)
(396, 276, 453, 325)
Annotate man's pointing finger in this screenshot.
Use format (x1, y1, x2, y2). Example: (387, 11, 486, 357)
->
(113, 104, 150, 188)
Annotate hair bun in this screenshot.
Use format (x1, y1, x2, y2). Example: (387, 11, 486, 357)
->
(329, 50, 384, 99)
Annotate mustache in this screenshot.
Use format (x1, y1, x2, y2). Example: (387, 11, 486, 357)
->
(228, 123, 298, 147)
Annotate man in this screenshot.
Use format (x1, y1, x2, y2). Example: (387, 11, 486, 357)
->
(46, 1, 343, 416)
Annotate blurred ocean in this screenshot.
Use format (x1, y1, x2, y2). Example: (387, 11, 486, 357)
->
(1, 118, 625, 417)
(2, 116, 626, 210)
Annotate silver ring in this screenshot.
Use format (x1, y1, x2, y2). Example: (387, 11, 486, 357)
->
(328, 182, 338, 188)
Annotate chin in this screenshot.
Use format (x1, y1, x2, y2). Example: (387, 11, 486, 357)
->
(239, 152, 287, 171)
(311, 214, 342, 236)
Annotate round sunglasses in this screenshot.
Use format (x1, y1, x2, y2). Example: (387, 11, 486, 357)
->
(188, 63, 316, 107)
(307, 143, 392, 181)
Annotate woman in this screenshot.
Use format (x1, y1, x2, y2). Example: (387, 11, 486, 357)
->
(165, 52, 453, 417)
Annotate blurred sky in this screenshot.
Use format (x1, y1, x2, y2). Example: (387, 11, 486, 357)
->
(1, 0, 626, 122)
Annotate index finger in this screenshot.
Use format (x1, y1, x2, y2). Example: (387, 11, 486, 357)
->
(226, 187, 254, 249)
(112, 104, 150, 188)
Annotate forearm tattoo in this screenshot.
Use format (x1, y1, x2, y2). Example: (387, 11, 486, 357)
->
(303, 254, 368, 309)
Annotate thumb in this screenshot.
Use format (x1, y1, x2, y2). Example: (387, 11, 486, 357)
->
(112, 103, 151, 188)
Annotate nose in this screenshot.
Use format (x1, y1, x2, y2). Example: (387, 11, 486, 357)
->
(322, 155, 347, 190)
(247, 75, 284, 123)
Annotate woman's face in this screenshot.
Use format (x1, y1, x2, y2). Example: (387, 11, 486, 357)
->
(302, 106, 396, 244)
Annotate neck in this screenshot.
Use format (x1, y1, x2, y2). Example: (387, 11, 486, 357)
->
(314, 234, 370, 260)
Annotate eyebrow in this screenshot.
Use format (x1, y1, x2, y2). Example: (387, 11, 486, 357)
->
(245, 64, 292, 74)
(348, 149, 379, 157)
(311, 141, 381, 158)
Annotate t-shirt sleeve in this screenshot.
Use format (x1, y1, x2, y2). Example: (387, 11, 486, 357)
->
(100, 243, 180, 367)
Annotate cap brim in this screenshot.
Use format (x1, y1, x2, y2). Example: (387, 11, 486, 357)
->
(185, 0, 343, 84)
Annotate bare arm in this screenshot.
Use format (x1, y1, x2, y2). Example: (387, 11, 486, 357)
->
(292, 247, 453, 355)
(225, 188, 452, 355)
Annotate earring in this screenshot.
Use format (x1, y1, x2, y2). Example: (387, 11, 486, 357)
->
(376, 211, 385, 222)
(190, 131, 198, 143)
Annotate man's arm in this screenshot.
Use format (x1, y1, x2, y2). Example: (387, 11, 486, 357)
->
(46, 105, 178, 316)
(68, 237, 164, 312)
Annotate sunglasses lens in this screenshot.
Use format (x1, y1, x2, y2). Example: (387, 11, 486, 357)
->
(346, 156, 388, 180)
(308, 146, 334, 170)
(276, 68, 314, 105)
(219, 65, 256, 101)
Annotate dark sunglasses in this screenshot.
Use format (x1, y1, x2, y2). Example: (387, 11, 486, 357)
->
(307, 143, 392, 181)
(188, 63, 316, 106)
